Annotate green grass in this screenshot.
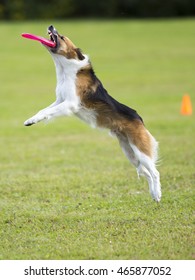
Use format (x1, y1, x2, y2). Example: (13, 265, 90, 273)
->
(0, 19, 195, 260)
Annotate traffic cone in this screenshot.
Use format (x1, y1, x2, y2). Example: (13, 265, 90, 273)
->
(180, 94, 192, 115)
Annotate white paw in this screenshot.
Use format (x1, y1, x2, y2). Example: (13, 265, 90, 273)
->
(153, 189, 162, 202)
(24, 114, 46, 126)
(24, 118, 37, 126)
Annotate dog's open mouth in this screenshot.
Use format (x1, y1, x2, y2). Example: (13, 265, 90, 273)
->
(47, 25, 58, 48)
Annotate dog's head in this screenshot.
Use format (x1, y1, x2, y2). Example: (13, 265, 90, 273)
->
(46, 25, 85, 61)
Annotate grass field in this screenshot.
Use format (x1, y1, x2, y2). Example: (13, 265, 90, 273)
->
(0, 19, 195, 260)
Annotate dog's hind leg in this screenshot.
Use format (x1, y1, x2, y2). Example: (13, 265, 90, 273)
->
(136, 162, 156, 200)
(114, 132, 155, 198)
(114, 129, 161, 202)
(114, 132, 139, 168)
(130, 141, 161, 202)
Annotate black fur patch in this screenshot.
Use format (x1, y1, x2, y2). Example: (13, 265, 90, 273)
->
(89, 78, 143, 123)
(75, 48, 85, 60)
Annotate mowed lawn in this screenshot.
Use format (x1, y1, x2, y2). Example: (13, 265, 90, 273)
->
(0, 20, 194, 260)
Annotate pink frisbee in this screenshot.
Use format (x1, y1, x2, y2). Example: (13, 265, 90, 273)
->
(21, 33, 56, 48)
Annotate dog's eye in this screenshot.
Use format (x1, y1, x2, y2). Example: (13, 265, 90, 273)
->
(60, 36, 65, 41)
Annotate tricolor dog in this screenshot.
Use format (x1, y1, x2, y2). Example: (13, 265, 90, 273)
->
(24, 25, 161, 202)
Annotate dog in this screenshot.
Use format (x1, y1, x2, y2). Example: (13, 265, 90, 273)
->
(24, 25, 161, 202)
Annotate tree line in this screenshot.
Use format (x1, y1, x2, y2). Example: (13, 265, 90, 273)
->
(0, 0, 195, 20)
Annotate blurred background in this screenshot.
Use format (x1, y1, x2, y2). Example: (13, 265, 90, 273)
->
(1, 0, 195, 20)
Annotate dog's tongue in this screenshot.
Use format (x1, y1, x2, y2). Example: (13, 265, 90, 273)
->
(21, 33, 56, 48)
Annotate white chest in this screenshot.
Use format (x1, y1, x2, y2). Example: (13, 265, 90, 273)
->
(56, 77, 77, 101)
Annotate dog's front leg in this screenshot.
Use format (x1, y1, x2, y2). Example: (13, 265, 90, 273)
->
(24, 101, 77, 126)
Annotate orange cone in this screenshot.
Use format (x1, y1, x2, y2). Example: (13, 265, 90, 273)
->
(181, 94, 192, 115)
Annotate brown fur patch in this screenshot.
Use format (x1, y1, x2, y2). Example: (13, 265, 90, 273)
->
(76, 66, 99, 97)
(55, 36, 79, 59)
(125, 120, 152, 157)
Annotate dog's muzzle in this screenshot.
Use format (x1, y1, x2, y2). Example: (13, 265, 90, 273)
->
(47, 25, 58, 47)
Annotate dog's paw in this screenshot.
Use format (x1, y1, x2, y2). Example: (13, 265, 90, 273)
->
(24, 114, 48, 126)
(153, 189, 162, 203)
(24, 118, 37, 126)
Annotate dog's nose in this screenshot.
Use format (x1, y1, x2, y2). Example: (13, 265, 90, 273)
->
(48, 25, 54, 32)
(48, 25, 57, 34)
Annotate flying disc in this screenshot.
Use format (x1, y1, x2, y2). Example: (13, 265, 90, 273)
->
(21, 33, 56, 48)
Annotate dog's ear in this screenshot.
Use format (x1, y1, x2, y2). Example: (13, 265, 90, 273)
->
(75, 48, 85, 60)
